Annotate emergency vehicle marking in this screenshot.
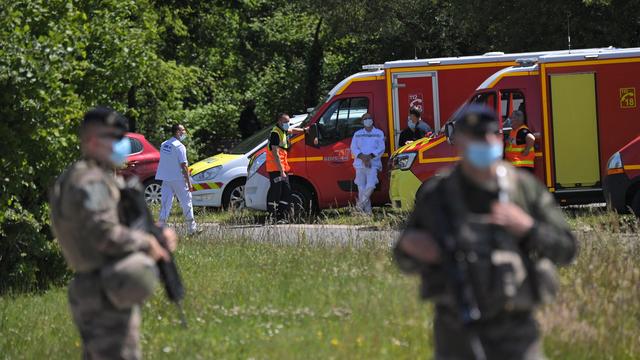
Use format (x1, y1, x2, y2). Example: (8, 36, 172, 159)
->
(335, 76, 384, 95)
(486, 71, 539, 89)
(540, 64, 553, 187)
(620, 88, 636, 109)
(409, 93, 424, 112)
(290, 135, 304, 144)
(419, 156, 461, 164)
(287, 156, 323, 163)
(192, 182, 220, 191)
(544, 57, 640, 69)
(624, 164, 640, 171)
(417, 136, 448, 162)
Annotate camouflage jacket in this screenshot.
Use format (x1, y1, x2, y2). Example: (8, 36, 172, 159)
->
(394, 163, 577, 308)
(50, 159, 151, 272)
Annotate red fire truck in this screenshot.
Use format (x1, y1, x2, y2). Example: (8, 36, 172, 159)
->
(390, 47, 640, 208)
(244, 48, 613, 212)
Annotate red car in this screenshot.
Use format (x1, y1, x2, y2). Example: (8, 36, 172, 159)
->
(117, 132, 162, 204)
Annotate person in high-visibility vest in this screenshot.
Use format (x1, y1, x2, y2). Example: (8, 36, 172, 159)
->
(266, 113, 307, 222)
(505, 110, 536, 172)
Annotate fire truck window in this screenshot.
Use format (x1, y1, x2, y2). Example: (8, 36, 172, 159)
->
(316, 97, 369, 146)
(471, 92, 497, 111)
(500, 90, 526, 131)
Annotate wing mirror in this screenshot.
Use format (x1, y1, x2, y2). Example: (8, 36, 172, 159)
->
(305, 123, 319, 147)
(445, 122, 456, 144)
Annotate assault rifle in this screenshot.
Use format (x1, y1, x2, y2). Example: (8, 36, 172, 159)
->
(119, 178, 188, 328)
(432, 179, 487, 360)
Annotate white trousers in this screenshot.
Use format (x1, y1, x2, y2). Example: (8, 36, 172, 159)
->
(158, 179, 196, 232)
(354, 167, 379, 214)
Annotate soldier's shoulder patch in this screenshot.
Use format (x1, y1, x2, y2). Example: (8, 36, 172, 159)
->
(80, 180, 113, 212)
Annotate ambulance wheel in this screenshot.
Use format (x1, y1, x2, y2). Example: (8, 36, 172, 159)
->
(222, 178, 246, 210)
(631, 190, 640, 218)
(290, 183, 316, 220)
(143, 180, 162, 205)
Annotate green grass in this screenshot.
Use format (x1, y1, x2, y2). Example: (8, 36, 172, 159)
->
(155, 204, 409, 229)
(1, 210, 639, 359)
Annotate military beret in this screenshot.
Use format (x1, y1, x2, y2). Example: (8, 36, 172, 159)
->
(81, 106, 129, 135)
(454, 104, 499, 137)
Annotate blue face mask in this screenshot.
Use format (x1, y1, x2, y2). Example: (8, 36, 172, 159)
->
(407, 120, 416, 130)
(465, 141, 503, 169)
(110, 137, 131, 166)
(281, 122, 290, 131)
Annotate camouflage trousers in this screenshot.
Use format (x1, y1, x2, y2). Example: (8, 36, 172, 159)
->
(433, 306, 544, 360)
(68, 272, 141, 360)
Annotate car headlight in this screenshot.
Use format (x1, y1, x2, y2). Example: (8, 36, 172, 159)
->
(607, 152, 623, 170)
(392, 152, 417, 170)
(248, 152, 266, 178)
(192, 165, 222, 182)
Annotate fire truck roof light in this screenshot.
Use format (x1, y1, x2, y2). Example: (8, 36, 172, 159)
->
(483, 51, 505, 56)
(362, 64, 384, 70)
(515, 58, 537, 67)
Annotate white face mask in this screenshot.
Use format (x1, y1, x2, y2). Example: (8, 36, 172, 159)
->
(363, 118, 374, 128)
(179, 133, 187, 141)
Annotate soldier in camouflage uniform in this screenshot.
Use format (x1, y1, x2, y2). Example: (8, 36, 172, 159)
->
(394, 105, 576, 360)
(49, 107, 177, 359)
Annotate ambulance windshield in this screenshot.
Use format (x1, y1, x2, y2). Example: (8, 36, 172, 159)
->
(300, 93, 331, 127)
(229, 126, 272, 154)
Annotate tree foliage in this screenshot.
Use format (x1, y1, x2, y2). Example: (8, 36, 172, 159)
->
(1, 0, 638, 292)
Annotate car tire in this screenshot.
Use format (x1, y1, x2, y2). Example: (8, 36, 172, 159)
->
(222, 178, 246, 210)
(631, 190, 640, 217)
(290, 182, 316, 220)
(143, 179, 162, 205)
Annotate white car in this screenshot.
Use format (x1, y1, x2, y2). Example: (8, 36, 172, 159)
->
(189, 114, 307, 209)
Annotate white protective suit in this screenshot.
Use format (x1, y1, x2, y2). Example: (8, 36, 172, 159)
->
(155, 137, 197, 233)
(350, 126, 385, 213)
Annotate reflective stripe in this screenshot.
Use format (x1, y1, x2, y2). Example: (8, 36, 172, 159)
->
(505, 125, 535, 168)
(266, 125, 291, 172)
(506, 147, 527, 153)
(511, 160, 535, 167)
(192, 182, 220, 191)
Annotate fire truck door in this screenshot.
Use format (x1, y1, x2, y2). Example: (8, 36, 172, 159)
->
(391, 71, 439, 149)
(550, 73, 600, 188)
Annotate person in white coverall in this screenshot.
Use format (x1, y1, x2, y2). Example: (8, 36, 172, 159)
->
(350, 113, 385, 214)
(156, 124, 197, 234)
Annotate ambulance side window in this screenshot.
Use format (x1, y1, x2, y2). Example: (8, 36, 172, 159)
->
(316, 97, 369, 146)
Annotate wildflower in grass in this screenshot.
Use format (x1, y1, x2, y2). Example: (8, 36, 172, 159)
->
(331, 338, 340, 347)
(356, 336, 364, 347)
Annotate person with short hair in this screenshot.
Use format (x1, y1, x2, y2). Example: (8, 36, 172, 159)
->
(505, 110, 536, 172)
(265, 113, 307, 222)
(350, 113, 385, 214)
(410, 107, 432, 134)
(394, 105, 576, 359)
(399, 108, 426, 146)
(156, 124, 197, 233)
(49, 107, 177, 359)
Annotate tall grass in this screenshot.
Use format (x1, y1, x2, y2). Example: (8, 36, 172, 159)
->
(1, 210, 638, 359)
